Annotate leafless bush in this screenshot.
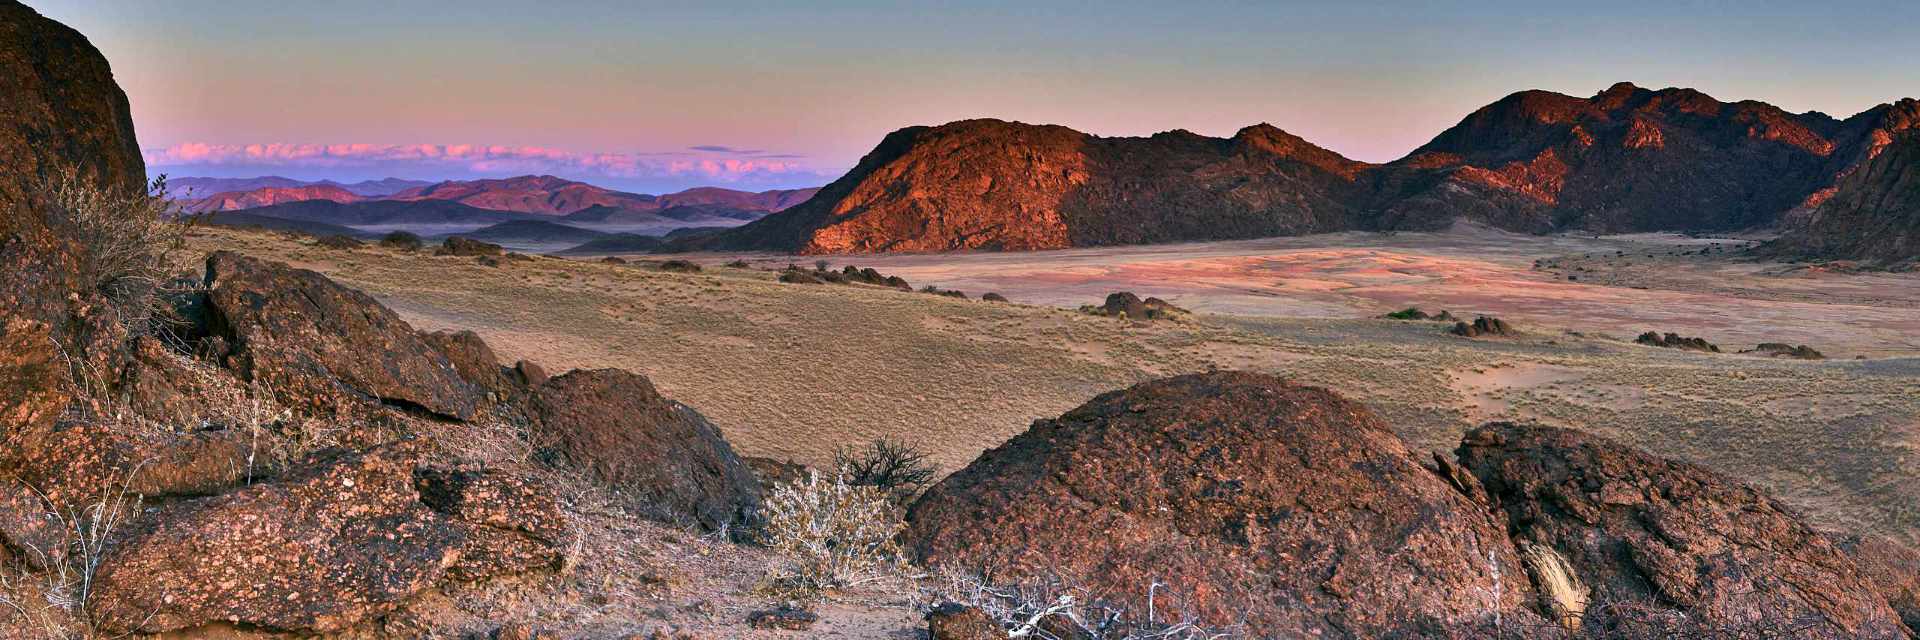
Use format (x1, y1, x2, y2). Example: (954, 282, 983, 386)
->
(24, 468, 144, 619)
(833, 438, 938, 498)
(757, 470, 904, 599)
(921, 569, 1234, 639)
(37, 170, 193, 335)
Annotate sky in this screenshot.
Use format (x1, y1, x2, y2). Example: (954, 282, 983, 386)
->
(32, 0, 1920, 194)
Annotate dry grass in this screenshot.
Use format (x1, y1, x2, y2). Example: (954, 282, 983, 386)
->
(181, 226, 1920, 548)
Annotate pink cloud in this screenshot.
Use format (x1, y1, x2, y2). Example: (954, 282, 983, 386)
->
(142, 142, 824, 184)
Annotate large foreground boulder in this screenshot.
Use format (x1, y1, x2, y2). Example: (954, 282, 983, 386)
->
(0, 0, 145, 216)
(90, 445, 466, 635)
(527, 369, 763, 531)
(1458, 423, 1909, 639)
(1837, 535, 1920, 634)
(202, 251, 484, 419)
(904, 372, 1541, 636)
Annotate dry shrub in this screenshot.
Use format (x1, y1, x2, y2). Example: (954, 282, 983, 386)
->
(758, 470, 904, 599)
(36, 170, 193, 335)
(922, 569, 1233, 639)
(833, 438, 938, 500)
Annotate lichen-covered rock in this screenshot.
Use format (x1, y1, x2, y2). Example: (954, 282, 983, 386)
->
(1458, 422, 1909, 639)
(0, 317, 65, 445)
(526, 369, 762, 532)
(90, 444, 465, 635)
(1836, 535, 1920, 635)
(202, 251, 483, 419)
(905, 372, 1541, 636)
(6, 423, 254, 508)
(0, 0, 145, 215)
(414, 465, 575, 581)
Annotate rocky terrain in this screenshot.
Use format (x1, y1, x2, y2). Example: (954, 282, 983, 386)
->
(678, 85, 1920, 263)
(1767, 124, 1920, 267)
(5, 3, 1919, 638)
(181, 184, 366, 212)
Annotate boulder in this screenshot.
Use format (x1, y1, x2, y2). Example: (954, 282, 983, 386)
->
(1093, 291, 1185, 320)
(926, 603, 1003, 640)
(0, 0, 145, 215)
(202, 251, 483, 419)
(1634, 331, 1720, 352)
(526, 369, 763, 532)
(1458, 423, 1909, 638)
(90, 444, 465, 635)
(1742, 342, 1827, 360)
(422, 329, 521, 400)
(439, 236, 504, 257)
(1835, 534, 1920, 634)
(0, 317, 65, 445)
(904, 372, 1541, 636)
(1450, 316, 1513, 337)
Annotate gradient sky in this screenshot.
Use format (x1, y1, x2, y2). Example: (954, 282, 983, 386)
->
(32, 0, 1920, 193)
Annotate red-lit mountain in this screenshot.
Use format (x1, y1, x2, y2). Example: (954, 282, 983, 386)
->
(674, 83, 1917, 258)
(183, 184, 363, 212)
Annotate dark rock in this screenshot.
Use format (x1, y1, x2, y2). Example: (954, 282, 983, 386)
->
(0, 0, 145, 214)
(778, 270, 822, 284)
(926, 603, 1003, 640)
(1090, 291, 1185, 320)
(513, 360, 548, 387)
(438, 236, 504, 257)
(905, 372, 1542, 635)
(601, 256, 627, 265)
(1767, 119, 1920, 266)
(414, 465, 575, 581)
(1458, 422, 1909, 638)
(1836, 534, 1920, 634)
(980, 292, 1008, 302)
(90, 444, 466, 635)
(657, 259, 701, 273)
(202, 251, 483, 419)
(421, 329, 520, 400)
(379, 230, 423, 251)
(316, 234, 363, 249)
(1743, 342, 1826, 359)
(1450, 316, 1513, 337)
(526, 369, 763, 532)
(1634, 331, 1720, 352)
(746, 605, 817, 630)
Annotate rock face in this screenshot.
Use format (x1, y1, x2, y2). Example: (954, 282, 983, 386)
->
(527, 369, 763, 531)
(676, 84, 1919, 255)
(202, 251, 484, 419)
(1458, 423, 1910, 638)
(1768, 121, 1920, 266)
(905, 372, 1541, 636)
(90, 445, 466, 635)
(0, 0, 145, 215)
(1836, 535, 1920, 634)
(1450, 316, 1513, 337)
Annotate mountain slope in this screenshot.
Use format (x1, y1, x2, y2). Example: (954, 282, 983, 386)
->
(389, 175, 658, 215)
(184, 184, 364, 212)
(460, 219, 609, 245)
(655, 186, 818, 212)
(677, 85, 1917, 256)
(683, 119, 1370, 254)
(232, 200, 539, 226)
(1767, 127, 1920, 266)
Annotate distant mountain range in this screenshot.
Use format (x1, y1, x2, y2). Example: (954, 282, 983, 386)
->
(671, 83, 1919, 265)
(180, 174, 823, 248)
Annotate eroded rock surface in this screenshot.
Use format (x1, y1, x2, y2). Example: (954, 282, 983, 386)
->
(905, 372, 1542, 636)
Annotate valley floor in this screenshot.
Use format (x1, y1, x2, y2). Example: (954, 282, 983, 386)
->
(186, 226, 1920, 555)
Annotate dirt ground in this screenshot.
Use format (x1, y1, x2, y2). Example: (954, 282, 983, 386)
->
(184, 225, 1920, 555)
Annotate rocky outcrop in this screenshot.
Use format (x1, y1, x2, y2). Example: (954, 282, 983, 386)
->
(1742, 342, 1827, 359)
(1635, 331, 1720, 353)
(905, 372, 1542, 636)
(1085, 292, 1186, 321)
(527, 369, 763, 532)
(414, 465, 576, 581)
(90, 445, 466, 635)
(439, 236, 506, 257)
(202, 251, 484, 419)
(0, 0, 145, 216)
(1767, 124, 1920, 266)
(1450, 316, 1513, 337)
(1458, 423, 1910, 638)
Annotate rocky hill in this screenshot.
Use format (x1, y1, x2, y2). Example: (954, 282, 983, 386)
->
(680, 84, 1920, 258)
(182, 183, 364, 212)
(1765, 101, 1920, 267)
